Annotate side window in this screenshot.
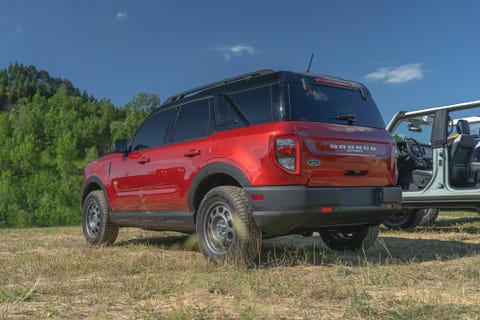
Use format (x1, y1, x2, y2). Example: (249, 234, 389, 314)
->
(228, 86, 272, 125)
(213, 94, 245, 131)
(172, 99, 213, 142)
(391, 114, 435, 191)
(391, 115, 434, 146)
(130, 109, 173, 151)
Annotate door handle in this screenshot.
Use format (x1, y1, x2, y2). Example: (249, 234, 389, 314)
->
(137, 157, 150, 164)
(184, 149, 201, 157)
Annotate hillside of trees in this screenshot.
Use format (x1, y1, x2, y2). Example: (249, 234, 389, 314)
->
(0, 63, 159, 227)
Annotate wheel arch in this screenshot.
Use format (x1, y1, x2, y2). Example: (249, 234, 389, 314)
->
(81, 176, 108, 205)
(188, 162, 250, 215)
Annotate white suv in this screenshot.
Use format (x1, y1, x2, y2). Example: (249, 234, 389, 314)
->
(384, 100, 480, 229)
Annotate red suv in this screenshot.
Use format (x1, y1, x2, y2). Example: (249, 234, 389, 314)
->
(81, 70, 401, 264)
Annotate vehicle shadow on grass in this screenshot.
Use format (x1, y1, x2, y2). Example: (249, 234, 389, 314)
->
(115, 232, 479, 268)
(116, 234, 192, 251)
(259, 234, 480, 267)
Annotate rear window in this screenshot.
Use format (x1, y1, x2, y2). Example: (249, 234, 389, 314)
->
(288, 83, 385, 128)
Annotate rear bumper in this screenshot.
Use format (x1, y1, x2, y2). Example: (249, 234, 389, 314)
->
(244, 186, 402, 236)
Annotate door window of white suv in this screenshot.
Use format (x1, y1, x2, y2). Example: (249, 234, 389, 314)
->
(391, 115, 434, 146)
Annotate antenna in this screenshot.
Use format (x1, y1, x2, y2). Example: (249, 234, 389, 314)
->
(306, 53, 314, 72)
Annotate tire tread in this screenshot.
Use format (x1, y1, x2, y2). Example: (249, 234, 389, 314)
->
(196, 186, 261, 266)
(82, 190, 119, 246)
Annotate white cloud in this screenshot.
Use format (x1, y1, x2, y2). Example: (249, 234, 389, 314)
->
(213, 44, 261, 60)
(364, 63, 424, 84)
(115, 11, 127, 20)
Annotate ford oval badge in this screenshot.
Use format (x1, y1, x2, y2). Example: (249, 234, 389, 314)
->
(307, 159, 321, 167)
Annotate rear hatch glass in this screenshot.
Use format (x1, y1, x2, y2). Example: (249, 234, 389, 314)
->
(288, 83, 385, 129)
(288, 82, 395, 187)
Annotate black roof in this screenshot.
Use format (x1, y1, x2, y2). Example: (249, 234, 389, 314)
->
(162, 69, 369, 107)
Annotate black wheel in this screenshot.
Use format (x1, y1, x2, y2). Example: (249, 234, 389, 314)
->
(82, 190, 119, 245)
(417, 208, 440, 226)
(319, 226, 379, 251)
(196, 186, 261, 266)
(383, 209, 416, 229)
(383, 208, 439, 230)
(415, 208, 440, 226)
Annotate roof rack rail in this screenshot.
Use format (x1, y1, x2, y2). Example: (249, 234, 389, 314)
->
(163, 69, 275, 104)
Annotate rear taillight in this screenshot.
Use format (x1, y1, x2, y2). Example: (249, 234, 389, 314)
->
(274, 135, 300, 174)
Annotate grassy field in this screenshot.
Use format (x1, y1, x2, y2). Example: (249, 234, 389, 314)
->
(1, 211, 479, 319)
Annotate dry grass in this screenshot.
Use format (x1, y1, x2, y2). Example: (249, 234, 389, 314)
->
(1, 212, 479, 319)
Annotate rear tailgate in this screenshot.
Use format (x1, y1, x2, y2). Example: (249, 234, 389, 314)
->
(294, 122, 397, 187)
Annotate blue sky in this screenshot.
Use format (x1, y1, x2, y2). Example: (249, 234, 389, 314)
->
(1, 0, 480, 121)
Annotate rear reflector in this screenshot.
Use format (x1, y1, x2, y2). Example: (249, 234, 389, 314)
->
(321, 207, 333, 213)
(251, 194, 264, 201)
(386, 204, 394, 209)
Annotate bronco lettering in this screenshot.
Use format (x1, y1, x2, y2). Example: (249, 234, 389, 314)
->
(330, 144, 377, 152)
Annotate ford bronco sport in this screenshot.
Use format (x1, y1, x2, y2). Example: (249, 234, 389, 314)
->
(384, 100, 480, 229)
(81, 70, 401, 264)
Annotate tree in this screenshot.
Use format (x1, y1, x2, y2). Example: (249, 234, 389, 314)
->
(111, 92, 160, 141)
(0, 62, 162, 228)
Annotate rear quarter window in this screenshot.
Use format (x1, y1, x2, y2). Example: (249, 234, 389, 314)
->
(228, 85, 272, 125)
(288, 83, 385, 128)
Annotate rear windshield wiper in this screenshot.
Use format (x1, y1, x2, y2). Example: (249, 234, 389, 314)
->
(332, 114, 357, 125)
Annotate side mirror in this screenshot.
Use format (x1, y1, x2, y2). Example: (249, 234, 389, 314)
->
(111, 140, 128, 153)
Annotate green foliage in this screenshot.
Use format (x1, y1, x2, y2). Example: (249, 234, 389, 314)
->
(0, 62, 88, 110)
(110, 92, 159, 141)
(0, 63, 160, 227)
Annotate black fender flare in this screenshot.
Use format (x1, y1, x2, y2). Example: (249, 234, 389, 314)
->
(187, 162, 250, 211)
(81, 175, 108, 205)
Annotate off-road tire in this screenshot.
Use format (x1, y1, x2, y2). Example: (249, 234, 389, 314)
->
(320, 226, 379, 251)
(383, 210, 416, 229)
(82, 190, 119, 245)
(417, 208, 440, 226)
(383, 208, 439, 230)
(196, 186, 261, 266)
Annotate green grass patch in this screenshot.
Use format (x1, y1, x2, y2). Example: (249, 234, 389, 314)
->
(0, 222, 479, 319)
